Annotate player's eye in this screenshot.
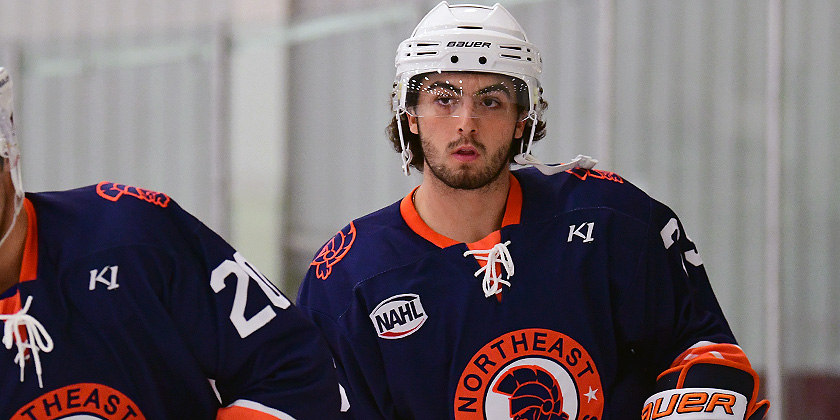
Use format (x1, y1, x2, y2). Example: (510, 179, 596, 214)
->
(434, 96, 456, 106)
(479, 97, 501, 108)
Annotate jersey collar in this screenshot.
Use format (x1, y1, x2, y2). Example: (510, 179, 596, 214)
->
(399, 173, 522, 249)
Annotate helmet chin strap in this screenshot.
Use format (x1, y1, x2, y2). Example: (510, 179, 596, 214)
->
(0, 111, 24, 250)
(395, 110, 413, 177)
(513, 111, 599, 175)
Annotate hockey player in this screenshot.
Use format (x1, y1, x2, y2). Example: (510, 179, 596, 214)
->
(297, 2, 770, 420)
(0, 67, 341, 419)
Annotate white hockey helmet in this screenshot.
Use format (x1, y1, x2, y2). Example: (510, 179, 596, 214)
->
(392, 2, 542, 116)
(0, 67, 24, 247)
(391, 2, 544, 175)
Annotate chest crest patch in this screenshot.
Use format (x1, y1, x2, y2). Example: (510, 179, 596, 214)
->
(455, 328, 604, 420)
(14, 383, 146, 419)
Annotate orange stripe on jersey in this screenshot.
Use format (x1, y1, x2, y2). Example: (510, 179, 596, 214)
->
(0, 291, 21, 315)
(217, 403, 295, 420)
(661, 342, 761, 408)
(20, 198, 38, 282)
(399, 174, 523, 249)
(0, 198, 37, 347)
(670, 342, 753, 370)
(501, 174, 522, 227)
(466, 232, 502, 253)
(400, 186, 458, 249)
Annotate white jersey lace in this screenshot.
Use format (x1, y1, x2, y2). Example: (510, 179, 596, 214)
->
(513, 153, 598, 175)
(463, 241, 514, 298)
(0, 295, 53, 388)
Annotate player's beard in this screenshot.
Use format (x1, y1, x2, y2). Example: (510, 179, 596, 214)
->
(421, 132, 511, 191)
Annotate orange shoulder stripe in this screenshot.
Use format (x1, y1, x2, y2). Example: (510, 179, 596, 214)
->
(20, 198, 38, 282)
(217, 402, 296, 420)
(660, 342, 761, 407)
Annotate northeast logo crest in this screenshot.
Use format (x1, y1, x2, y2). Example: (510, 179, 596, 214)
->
(13, 383, 146, 419)
(455, 328, 603, 420)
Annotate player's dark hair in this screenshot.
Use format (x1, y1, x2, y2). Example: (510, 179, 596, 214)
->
(387, 74, 547, 172)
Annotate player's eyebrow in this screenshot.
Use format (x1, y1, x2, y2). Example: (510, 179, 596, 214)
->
(423, 81, 461, 95)
(423, 81, 512, 98)
(474, 83, 512, 97)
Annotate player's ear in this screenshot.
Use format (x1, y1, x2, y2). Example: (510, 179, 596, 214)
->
(408, 114, 419, 135)
(514, 118, 525, 139)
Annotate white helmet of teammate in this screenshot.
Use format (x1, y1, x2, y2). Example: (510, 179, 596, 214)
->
(391, 1, 544, 175)
(0, 67, 24, 247)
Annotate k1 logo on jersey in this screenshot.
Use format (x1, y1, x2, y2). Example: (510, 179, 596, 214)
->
(369, 294, 427, 339)
(455, 328, 603, 420)
(568, 223, 595, 243)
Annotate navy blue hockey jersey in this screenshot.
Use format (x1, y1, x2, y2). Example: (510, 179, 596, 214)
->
(0, 182, 340, 420)
(297, 167, 763, 420)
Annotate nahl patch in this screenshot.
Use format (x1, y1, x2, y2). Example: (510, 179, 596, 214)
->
(370, 293, 427, 339)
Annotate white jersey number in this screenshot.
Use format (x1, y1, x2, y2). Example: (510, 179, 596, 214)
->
(211, 252, 291, 338)
(660, 218, 704, 268)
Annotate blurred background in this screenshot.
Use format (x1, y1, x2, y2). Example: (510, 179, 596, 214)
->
(0, 1, 836, 418)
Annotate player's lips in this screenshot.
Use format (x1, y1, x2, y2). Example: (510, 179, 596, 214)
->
(451, 145, 479, 162)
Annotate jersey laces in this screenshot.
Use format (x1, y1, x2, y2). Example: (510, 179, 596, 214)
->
(1, 295, 53, 388)
(464, 241, 514, 298)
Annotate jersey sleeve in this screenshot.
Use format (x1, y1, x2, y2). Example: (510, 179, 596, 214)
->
(165, 202, 342, 420)
(297, 275, 391, 419)
(631, 201, 769, 420)
(296, 221, 398, 420)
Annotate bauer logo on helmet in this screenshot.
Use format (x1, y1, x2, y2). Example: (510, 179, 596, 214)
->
(446, 41, 491, 48)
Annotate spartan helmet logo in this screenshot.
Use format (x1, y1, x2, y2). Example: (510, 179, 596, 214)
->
(493, 365, 570, 420)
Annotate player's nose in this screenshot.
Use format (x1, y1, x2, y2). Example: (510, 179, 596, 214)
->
(455, 104, 478, 133)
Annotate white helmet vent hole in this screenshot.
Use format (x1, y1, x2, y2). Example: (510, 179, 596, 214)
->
(451, 56, 459, 63)
(479, 56, 487, 64)
(458, 25, 483, 30)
